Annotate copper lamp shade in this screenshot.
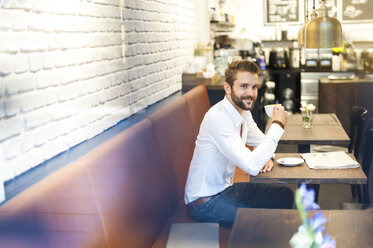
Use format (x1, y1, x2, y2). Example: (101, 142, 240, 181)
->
(297, 16, 309, 46)
(305, 1, 342, 48)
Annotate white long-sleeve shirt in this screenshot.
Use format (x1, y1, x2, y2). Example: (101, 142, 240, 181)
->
(184, 96, 284, 204)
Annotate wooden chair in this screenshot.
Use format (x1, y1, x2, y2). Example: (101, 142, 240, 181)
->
(362, 119, 373, 206)
(341, 119, 373, 210)
(349, 107, 368, 201)
(314, 106, 368, 201)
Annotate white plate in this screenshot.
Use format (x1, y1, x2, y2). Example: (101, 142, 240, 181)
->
(277, 157, 304, 167)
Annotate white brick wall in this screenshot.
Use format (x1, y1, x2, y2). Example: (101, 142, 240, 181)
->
(0, 0, 197, 201)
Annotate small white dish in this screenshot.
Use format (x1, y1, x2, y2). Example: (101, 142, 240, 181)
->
(277, 157, 304, 167)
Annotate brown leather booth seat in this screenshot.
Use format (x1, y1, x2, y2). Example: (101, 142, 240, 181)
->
(0, 85, 230, 248)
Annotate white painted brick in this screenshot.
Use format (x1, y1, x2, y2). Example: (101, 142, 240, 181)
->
(54, 50, 69, 68)
(21, 32, 49, 52)
(25, 108, 48, 130)
(34, 126, 49, 147)
(3, 137, 20, 160)
(1, 158, 16, 182)
(20, 93, 36, 113)
(86, 120, 104, 140)
(35, 69, 60, 89)
(0, 0, 196, 180)
(69, 82, 82, 100)
(42, 136, 68, 161)
(66, 128, 86, 148)
(58, 85, 71, 102)
(18, 148, 44, 173)
(12, 10, 33, 31)
(29, 53, 43, 72)
(45, 87, 58, 106)
(66, 49, 86, 66)
(42, 52, 57, 69)
(60, 66, 85, 85)
(32, 90, 46, 110)
(75, 80, 88, 97)
(4, 96, 21, 116)
(17, 74, 36, 93)
(13, 54, 29, 74)
(96, 104, 111, 118)
(36, 13, 54, 32)
(114, 105, 132, 121)
(48, 103, 71, 121)
(0, 32, 22, 54)
(80, 64, 99, 81)
(128, 92, 135, 105)
(79, 107, 97, 127)
(84, 93, 99, 108)
(0, 143, 4, 164)
(20, 131, 34, 153)
(52, 119, 68, 138)
(53, 15, 76, 33)
(0, 115, 23, 141)
(0, 54, 14, 76)
(86, 78, 97, 94)
(97, 90, 106, 104)
(4, 75, 19, 96)
(71, 94, 90, 114)
(107, 86, 121, 101)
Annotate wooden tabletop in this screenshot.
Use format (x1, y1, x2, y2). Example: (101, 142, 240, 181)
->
(228, 208, 373, 248)
(233, 153, 367, 185)
(266, 113, 350, 146)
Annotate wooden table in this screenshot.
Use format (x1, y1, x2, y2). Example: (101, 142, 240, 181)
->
(266, 113, 350, 153)
(228, 208, 373, 248)
(233, 153, 367, 185)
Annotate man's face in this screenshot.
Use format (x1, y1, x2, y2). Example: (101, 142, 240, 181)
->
(228, 71, 258, 112)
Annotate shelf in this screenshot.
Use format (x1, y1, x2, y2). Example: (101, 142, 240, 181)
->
(210, 21, 235, 27)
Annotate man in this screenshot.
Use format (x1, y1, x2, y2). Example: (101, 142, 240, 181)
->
(184, 60, 293, 228)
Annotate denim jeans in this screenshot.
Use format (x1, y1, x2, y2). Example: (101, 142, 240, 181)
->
(188, 183, 294, 228)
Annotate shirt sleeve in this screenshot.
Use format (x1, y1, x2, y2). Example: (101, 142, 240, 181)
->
(245, 114, 266, 147)
(208, 113, 284, 176)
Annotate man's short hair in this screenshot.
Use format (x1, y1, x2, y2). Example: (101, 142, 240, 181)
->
(225, 60, 259, 87)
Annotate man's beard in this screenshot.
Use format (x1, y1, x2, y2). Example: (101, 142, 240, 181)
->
(231, 88, 256, 111)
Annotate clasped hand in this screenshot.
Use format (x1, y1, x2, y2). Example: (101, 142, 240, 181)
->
(260, 159, 273, 173)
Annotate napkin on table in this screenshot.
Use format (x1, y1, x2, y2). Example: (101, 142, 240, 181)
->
(301, 151, 360, 169)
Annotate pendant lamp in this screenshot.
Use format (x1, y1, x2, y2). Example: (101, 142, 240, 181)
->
(297, 0, 309, 46)
(305, 0, 342, 48)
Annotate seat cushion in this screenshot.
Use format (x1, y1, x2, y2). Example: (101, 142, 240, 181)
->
(151, 199, 231, 248)
(149, 97, 195, 204)
(0, 163, 106, 248)
(83, 119, 172, 248)
(183, 85, 211, 140)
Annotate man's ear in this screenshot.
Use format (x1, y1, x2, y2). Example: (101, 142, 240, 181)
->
(224, 82, 231, 95)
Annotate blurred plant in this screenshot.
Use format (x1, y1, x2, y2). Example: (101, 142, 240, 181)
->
(300, 101, 316, 113)
(290, 183, 336, 248)
(300, 101, 315, 128)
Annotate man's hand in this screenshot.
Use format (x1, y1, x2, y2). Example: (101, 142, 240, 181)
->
(260, 159, 274, 173)
(272, 105, 288, 127)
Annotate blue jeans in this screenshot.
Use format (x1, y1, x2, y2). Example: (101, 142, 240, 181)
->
(187, 183, 294, 228)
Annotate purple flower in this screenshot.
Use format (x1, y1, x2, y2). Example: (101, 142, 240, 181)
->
(311, 211, 327, 233)
(298, 184, 320, 211)
(320, 233, 336, 248)
(291, 184, 335, 248)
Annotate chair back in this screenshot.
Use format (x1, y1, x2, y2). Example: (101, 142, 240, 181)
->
(348, 106, 368, 160)
(362, 119, 373, 204)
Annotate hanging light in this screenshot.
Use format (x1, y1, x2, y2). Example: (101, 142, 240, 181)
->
(297, 0, 309, 46)
(305, 0, 342, 48)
